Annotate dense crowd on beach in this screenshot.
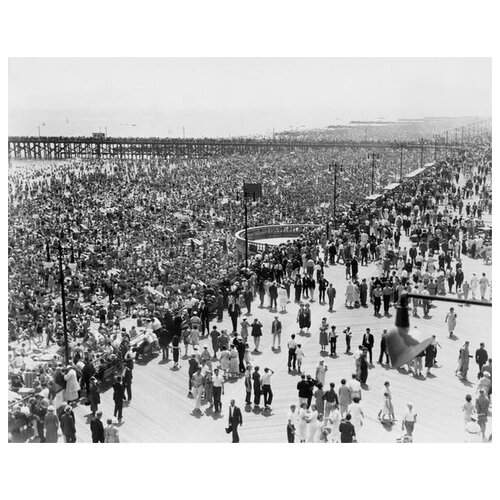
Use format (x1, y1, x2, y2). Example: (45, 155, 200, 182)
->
(7, 127, 492, 443)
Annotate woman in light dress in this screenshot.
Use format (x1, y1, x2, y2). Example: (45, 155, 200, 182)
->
(297, 403, 309, 443)
(228, 348, 239, 378)
(461, 394, 476, 426)
(345, 281, 355, 307)
(307, 404, 319, 443)
(219, 347, 231, 378)
(445, 307, 457, 337)
(278, 286, 288, 312)
(63, 366, 80, 403)
(347, 396, 364, 437)
(326, 403, 342, 443)
(104, 418, 120, 443)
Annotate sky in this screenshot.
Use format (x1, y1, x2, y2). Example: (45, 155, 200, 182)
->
(8, 58, 492, 138)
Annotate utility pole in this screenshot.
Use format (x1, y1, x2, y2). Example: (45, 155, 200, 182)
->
(58, 241, 70, 365)
(400, 143, 404, 182)
(420, 139, 424, 168)
(244, 190, 248, 269)
(368, 153, 379, 195)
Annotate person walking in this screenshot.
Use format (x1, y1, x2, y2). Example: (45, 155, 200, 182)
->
(347, 397, 364, 437)
(191, 367, 205, 413)
(212, 368, 224, 412)
(338, 378, 351, 417)
(297, 374, 310, 408)
(475, 389, 490, 440)
(122, 364, 133, 401)
(252, 366, 262, 407)
(227, 399, 243, 443)
(90, 410, 105, 443)
(315, 360, 328, 387)
(362, 328, 374, 364)
(378, 329, 389, 364)
(292, 343, 303, 373)
(271, 316, 282, 350)
(401, 403, 417, 439)
(339, 413, 356, 443)
(244, 365, 252, 405)
(104, 417, 120, 443)
(287, 334, 297, 371)
(326, 283, 336, 312)
(261, 367, 274, 410)
(456, 341, 472, 379)
(328, 326, 338, 357)
(112, 376, 126, 421)
(59, 405, 76, 443)
(172, 335, 180, 368)
(344, 326, 352, 354)
(445, 307, 457, 337)
(251, 318, 263, 352)
(319, 317, 329, 352)
(87, 377, 100, 416)
(43, 405, 59, 443)
(323, 382, 339, 419)
(475, 343, 489, 376)
(287, 404, 298, 443)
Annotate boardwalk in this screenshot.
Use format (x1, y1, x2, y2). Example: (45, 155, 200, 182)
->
(72, 226, 492, 443)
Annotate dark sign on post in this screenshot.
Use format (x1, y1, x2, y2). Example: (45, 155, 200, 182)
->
(243, 183, 262, 199)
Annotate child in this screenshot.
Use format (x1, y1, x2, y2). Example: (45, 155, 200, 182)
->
(296, 344, 305, 373)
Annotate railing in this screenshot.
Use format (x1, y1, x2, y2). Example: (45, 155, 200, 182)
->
(234, 224, 322, 256)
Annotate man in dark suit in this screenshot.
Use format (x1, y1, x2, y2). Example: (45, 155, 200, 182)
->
(122, 364, 133, 401)
(362, 328, 374, 364)
(90, 410, 105, 443)
(378, 329, 389, 364)
(112, 376, 126, 421)
(227, 399, 243, 443)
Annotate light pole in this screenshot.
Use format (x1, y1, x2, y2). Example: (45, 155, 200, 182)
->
(367, 153, 379, 195)
(46, 236, 77, 365)
(399, 143, 405, 182)
(237, 183, 262, 269)
(328, 161, 343, 236)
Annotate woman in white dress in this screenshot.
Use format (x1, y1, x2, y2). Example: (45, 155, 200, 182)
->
(278, 286, 288, 312)
(63, 366, 80, 403)
(307, 405, 319, 443)
(345, 281, 355, 307)
(228, 348, 239, 378)
(219, 348, 231, 378)
(297, 404, 308, 443)
(347, 396, 364, 437)
(327, 403, 342, 443)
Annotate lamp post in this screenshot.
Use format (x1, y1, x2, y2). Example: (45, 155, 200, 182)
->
(57, 241, 70, 365)
(237, 183, 262, 269)
(399, 143, 405, 182)
(328, 161, 343, 237)
(46, 236, 77, 365)
(367, 153, 379, 195)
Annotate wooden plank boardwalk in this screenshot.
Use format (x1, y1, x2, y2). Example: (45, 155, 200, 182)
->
(72, 228, 492, 443)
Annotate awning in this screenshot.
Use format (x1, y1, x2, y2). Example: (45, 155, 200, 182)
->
(405, 167, 426, 179)
(365, 193, 383, 201)
(383, 182, 401, 191)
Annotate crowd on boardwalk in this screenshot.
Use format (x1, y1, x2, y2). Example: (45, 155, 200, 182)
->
(8, 133, 492, 443)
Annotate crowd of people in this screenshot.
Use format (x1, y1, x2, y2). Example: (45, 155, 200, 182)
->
(7, 127, 492, 443)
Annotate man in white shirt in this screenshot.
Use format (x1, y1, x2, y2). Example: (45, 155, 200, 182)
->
(347, 373, 362, 401)
(287, 334, 297, 371)
(212, 368, 224, 413)
(261, 368, 274, 410)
